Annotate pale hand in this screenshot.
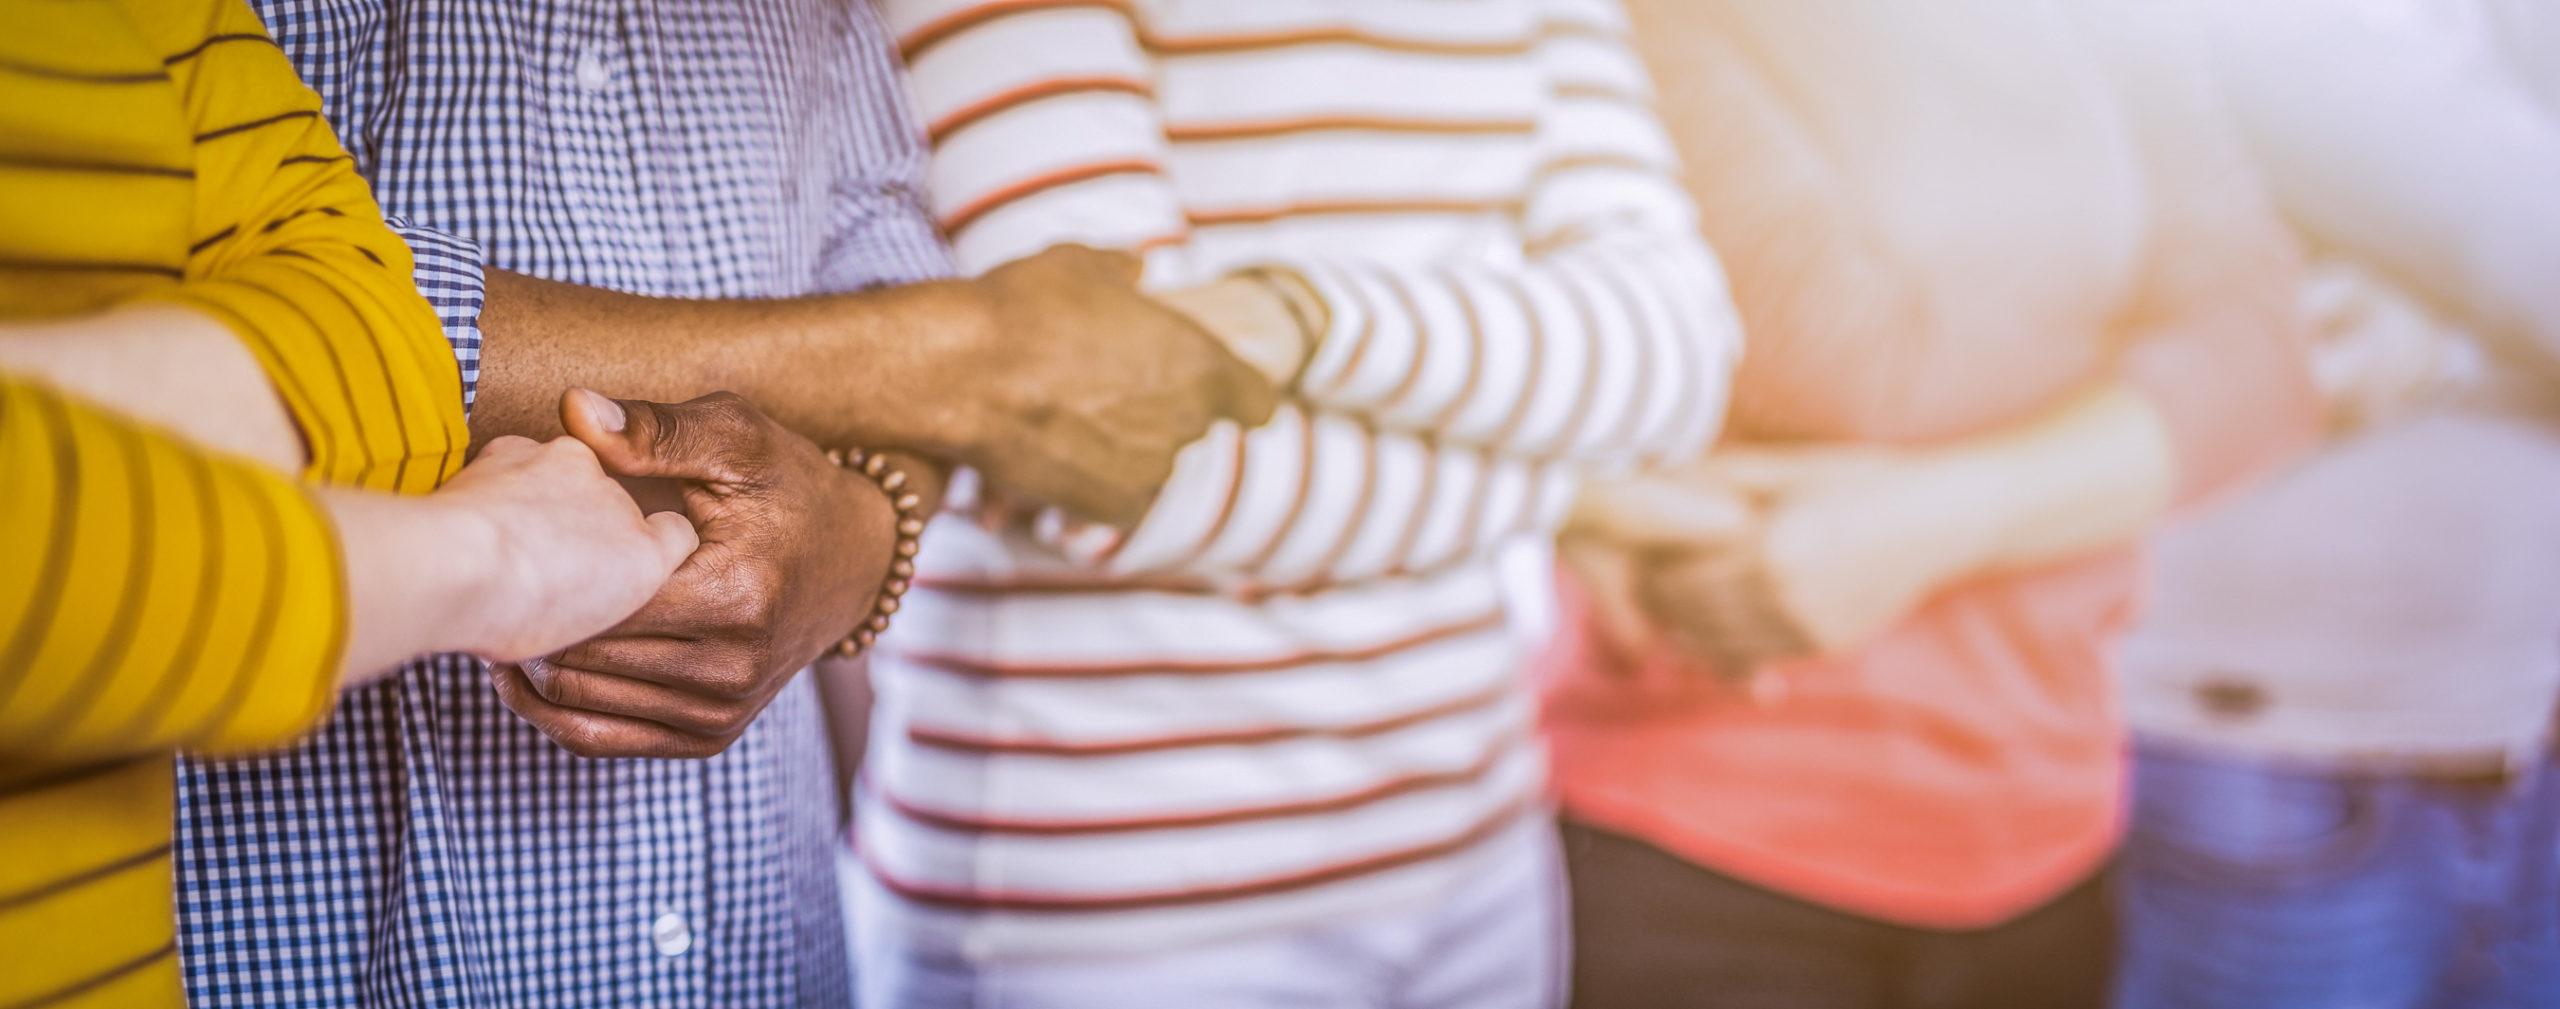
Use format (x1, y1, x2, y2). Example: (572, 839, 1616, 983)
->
(1630, 446, 1993, 671)
(433, 434, 700, 664)
(1155, 271, 1318, 389)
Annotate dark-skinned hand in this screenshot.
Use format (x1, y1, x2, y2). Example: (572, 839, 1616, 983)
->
(956, 244, 1280, 527)
(490, 389, 914, 759)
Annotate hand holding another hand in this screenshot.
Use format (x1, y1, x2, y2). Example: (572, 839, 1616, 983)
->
(491, 390, 916, 759)
(953, 245, 1280, 527)
(429, 433, 701, 665)
(1643, 448, 1995, 672)
(324, 412, 698, 685)
(1569, 445, 1996, 675)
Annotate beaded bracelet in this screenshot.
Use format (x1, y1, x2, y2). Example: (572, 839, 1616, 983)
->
(824, 446, 928, 657)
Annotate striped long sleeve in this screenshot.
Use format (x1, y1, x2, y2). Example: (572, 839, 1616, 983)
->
(133, 0, 468, 494)
(0, 377, 345, 1009)
(2, 3, 466, 1003)
(0, 378, 344, 766)
(889, 0, 1742, 583)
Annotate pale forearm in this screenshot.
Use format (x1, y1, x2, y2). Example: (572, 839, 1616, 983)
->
(318, 488, 487, 685)
(472, 269, 994, 456)
(0, 304, 305, 473)
(1925, 382, 2177, 574)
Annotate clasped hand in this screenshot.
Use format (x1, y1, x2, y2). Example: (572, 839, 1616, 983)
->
(951, 245, 1281, 527)
(489, 390, 906, 759)
(1564, 444, 1995, 677)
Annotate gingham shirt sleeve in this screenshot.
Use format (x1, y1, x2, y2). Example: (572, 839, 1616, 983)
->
(816, 0, 960, 291)
(386, 216, 488, 414)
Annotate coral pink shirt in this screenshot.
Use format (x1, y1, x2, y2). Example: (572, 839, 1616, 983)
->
(1543, 554, 2141, 927)
(1546, 0, 2320, 928)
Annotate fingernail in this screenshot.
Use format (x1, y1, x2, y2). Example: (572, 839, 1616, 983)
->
(578, 389, 626, 432)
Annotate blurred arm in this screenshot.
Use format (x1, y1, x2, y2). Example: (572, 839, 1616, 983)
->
(2197, 0, 2560, 385)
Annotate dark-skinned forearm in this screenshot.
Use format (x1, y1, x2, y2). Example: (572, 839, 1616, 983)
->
(471, 269, 994, 458)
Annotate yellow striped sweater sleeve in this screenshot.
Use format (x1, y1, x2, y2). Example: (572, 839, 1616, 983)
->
(124, 0, 467, 494)
(0, 376, 346, 767)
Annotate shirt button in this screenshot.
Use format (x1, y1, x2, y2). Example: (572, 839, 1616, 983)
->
(573, 46, 611, 94)
(650, 911, 693, 957)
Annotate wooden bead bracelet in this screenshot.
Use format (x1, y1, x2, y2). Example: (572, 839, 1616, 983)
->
(825, 446, 927, 657)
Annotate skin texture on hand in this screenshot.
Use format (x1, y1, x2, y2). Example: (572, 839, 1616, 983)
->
(957, 246, 1280, 526)
(324, 416, 698, 684)
(489, 390, 902, 759)
(470, 244, 1274, 529)
(1577, 384, 2178, 674)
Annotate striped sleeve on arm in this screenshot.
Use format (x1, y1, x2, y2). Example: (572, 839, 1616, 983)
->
(0, 377, 345, 767)
(886, 0, 1190, 272)
(137, 0, 466, 495)
(1043, 404, 1577, 585)
(1277, 0, 1739, 466)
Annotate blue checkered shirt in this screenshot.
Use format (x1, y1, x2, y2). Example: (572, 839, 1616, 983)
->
(173, 1, 952, 1005)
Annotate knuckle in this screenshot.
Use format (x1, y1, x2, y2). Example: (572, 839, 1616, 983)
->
(542, 435, 600, 466)
(696, 392, 762, 434)
(729, 649, 775, 696)
(553, 720, 619, 759)
(483, 434, 538, 456)
(705, 655, 764, 698)
(532, 668, 582, 707)
(709, 707, 756, 736)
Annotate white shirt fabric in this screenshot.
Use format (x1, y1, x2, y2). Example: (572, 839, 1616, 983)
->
(2123, 408, 2560, 766)
(2125, 0, 2560, 766)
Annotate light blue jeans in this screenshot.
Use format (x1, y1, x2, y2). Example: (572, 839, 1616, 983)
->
(2116, 742, 2560, 1009)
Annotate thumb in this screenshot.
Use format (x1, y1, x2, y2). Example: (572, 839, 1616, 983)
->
(561, 388, 752, 484)
(1084, 244, 1147, 287)
(641, 509, 700, 574)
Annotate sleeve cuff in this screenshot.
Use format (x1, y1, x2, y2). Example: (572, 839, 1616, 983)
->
(387, 217, 489, 416)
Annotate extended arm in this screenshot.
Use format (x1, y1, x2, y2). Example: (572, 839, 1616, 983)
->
(0, 377, 689, 765)
(1576, 2, 2317, 668)
(0, 1, 466, 492)
(890, 0, 1742, 583)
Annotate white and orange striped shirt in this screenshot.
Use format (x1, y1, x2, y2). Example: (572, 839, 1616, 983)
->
(863, 0, 1741, 954)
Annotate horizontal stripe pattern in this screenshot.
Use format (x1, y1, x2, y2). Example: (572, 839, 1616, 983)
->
(873, 0, 1739, 955)
(2, 2, 471, 1006)
(0, 379, 346, 1009)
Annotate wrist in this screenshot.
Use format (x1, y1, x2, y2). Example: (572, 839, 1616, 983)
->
(802, 279, 1002, 462)
(418, 493, 514, 657)
(821, 446, 928, 655)
(893, 277, 1009, 467)
(316, 488, 502, 678)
